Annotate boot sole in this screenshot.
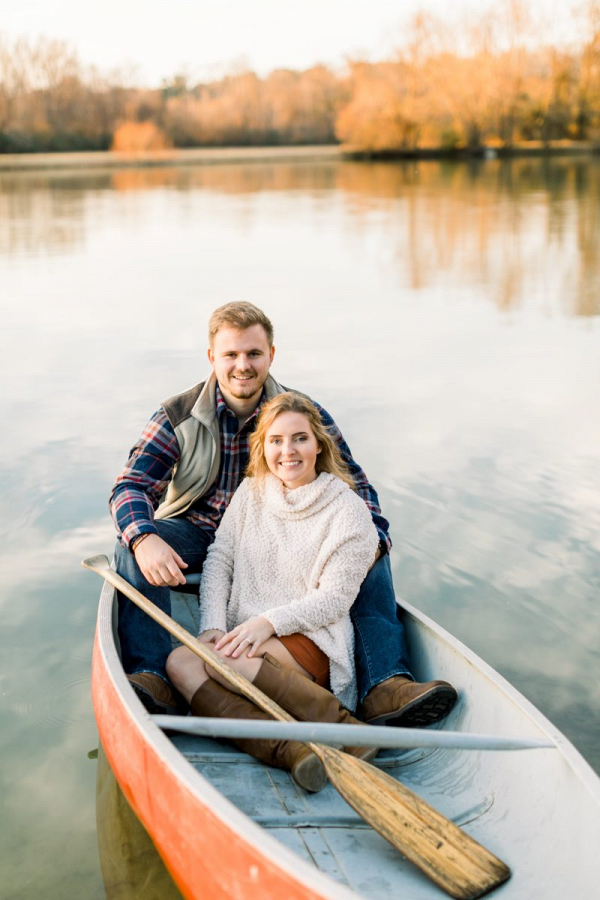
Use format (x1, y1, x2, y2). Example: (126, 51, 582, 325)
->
(365, 685, 458, 728)
(292, 753, 328, 793)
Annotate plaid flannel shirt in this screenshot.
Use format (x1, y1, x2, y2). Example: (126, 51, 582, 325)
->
(110, 385, 391, 552)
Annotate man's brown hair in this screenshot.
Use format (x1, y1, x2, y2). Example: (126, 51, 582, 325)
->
(208, 302, 274, 346)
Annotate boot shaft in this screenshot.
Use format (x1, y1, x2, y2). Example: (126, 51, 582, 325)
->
(254, 654, 378, 763)
(189, 678, 327, 791)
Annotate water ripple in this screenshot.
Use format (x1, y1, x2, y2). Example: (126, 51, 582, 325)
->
(15, 674, 92, 734)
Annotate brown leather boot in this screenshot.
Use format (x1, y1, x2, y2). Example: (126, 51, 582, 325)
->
(360, 675, 458, 727)
(254, 654, 378, 763)
(128, 672, 185, 715)
(189, 679, 327, 792)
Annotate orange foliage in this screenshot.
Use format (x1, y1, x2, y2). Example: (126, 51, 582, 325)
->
(111, 120, 169, 152)
(2, 2, 600, 155)
(162, 66, 346, 147)
(336, 62, 425, 151)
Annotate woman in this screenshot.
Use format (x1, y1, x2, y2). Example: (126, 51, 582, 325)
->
(167, 392, 380, 792)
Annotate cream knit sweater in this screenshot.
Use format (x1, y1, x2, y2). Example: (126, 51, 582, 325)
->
(199, 472, 379, 710)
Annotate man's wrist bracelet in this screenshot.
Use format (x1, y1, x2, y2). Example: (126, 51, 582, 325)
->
(132, 533, 151, 553)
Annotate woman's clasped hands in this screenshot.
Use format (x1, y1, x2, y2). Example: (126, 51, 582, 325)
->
(211, 616, 275, 659)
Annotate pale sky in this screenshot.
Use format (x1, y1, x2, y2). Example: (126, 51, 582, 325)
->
(0, 0, 581, 87)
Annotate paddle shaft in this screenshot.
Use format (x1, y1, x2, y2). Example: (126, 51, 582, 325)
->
(83, 555, 298, 724)
(83, 555, 510, 899)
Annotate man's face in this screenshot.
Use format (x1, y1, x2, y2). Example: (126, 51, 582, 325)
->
(208, 324, 275, 405)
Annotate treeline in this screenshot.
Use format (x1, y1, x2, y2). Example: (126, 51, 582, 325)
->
(0, 39, 346, 152)
(1, 3, 600, 154)
(0, 37, 128, 152)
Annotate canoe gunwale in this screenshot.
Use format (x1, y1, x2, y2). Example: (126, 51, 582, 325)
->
(399, 598, 600, 804)
(92, 575, 600, 900)
(93, 577, 358, 900)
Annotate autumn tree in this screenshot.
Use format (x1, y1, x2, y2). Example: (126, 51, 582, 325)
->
(575, 1, 600, 138)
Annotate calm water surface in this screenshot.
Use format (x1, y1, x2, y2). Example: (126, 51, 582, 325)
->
(0, 157, 599, 898)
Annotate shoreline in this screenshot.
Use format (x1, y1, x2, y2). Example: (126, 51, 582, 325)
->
(0, 141, 598, 171)
(0, 145, 342, 171)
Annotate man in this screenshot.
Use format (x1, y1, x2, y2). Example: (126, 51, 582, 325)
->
(110, 301, 457, 725)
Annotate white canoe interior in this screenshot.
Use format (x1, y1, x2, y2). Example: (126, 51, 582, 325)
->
(95, 580, 600, 900)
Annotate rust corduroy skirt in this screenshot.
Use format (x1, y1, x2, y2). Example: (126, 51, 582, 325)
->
(278, 634, 330, 688)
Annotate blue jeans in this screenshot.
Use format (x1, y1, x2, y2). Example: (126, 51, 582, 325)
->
(351, 555, 413, 702)
(115, 519, 214, 680)
(116, 520, 413, 698)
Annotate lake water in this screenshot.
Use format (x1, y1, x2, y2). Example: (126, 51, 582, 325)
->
(0, 156, 599, 898)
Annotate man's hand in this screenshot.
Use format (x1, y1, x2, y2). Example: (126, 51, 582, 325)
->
(133, 534, 188, 587)
(215, 616, 275, 659)
(198, 629, 226, 644)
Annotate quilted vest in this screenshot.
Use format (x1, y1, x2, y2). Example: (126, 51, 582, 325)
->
(155, 371, 287, 520)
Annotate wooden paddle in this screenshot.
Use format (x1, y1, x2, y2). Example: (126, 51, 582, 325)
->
(82, 554, 511, 899)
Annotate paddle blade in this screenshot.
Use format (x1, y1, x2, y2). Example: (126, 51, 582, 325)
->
(316, 745, 510, 899)
(82, 554, 111, 573)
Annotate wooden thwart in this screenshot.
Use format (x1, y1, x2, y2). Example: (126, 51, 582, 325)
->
(82, 554, 511, 899)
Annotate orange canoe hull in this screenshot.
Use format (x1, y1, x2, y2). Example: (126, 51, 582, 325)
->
(91, 592, 339, 900)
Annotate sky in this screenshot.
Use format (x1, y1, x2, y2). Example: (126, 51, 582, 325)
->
(0, 0, 582, 87)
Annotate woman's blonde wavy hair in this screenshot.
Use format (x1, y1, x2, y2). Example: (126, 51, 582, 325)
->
(247, 392, 355, 489)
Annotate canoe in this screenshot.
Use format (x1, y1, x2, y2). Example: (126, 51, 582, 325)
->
(92, 577, 600, 900)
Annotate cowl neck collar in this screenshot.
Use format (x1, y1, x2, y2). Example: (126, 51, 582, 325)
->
(262, 471, 347, 519)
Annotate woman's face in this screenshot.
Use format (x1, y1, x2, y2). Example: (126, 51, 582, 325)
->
(263, 411, 321, 490)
